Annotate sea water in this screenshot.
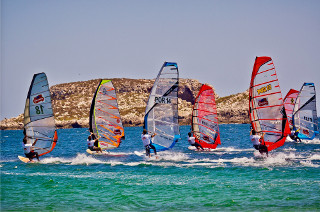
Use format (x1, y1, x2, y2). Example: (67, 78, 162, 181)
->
(1, 124, 320, 211)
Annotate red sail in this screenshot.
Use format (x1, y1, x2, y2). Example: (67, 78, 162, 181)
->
(283, 89, 299, 128)
(192, 84, 221, 149)
(249, 57, 290, 151)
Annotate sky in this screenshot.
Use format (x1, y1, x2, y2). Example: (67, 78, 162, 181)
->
(1, 0, 320, 120)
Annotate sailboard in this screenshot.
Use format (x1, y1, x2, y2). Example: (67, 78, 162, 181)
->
(283, 89, 299, 128)
(292, 83, 318, 140)
(249, 57, 290, 152)
(20, 73, 58, 160)
(18, 156, 35, 163)
(89, 79, 125, 152)
(143, 62, 180, 152)
(191, 84, 221, 150)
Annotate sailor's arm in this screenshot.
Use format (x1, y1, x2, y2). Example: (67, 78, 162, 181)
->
(32, 138, 38, 146)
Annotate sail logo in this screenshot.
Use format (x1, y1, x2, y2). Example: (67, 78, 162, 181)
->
(201, 119, 216, 129)
(113, 129, 121, 135)
(257, 97, 269, 107)
(303, 129, 309, 135)
(33, 94, 45, 104)
(290, 98, 295, 104)
(270, 120, 281, 125)
(257, 84, 272, 95)
(155, 97, 171, 104)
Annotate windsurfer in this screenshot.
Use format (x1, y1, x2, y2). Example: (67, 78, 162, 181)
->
(289, 127, 302, 142)
(141, 129, 157, 158)
(22, 136, 40, 161)
(188, 132, 204, 150)
(250, 129, 268, 156)
(87, 132, 103, 153)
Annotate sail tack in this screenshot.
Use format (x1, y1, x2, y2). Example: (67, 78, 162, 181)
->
(249, 57, 289, 151)
(24, 73, 58, 156)
(292, 83, 318, 140)
(144, 62, 180, 152)
(192, 84, 221, 149)
(89, 80, 124, 150)
(283, 89, 299, 128)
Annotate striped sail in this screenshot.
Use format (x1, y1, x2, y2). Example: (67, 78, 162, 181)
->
(283, 89, 299, 128)
(89, 80, 124, 150)
(24, 73, 58, 156)
(249, 57, 290, 151)
(144, 62, 180, 152)
(192, 84, 221, 149)
(292, 83, 318, 140)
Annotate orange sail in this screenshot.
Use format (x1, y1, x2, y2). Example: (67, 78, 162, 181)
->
(89, 80, 124, 150)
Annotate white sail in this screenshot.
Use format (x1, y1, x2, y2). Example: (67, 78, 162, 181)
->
(144, 62, 180, 151)
(24, 73, 58, 156)
(292, 83, 318, 140)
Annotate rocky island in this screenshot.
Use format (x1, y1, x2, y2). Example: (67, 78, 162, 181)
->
(0, 78, 249, 130)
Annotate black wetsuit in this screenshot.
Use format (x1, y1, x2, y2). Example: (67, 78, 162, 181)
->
(145, 143, 157, 156)
(25, 151, 39, 161)
(191, 142, 204, 150)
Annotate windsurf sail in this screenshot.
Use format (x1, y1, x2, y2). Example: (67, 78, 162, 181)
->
(143, 62, 180, 152)
(89, 79, 125, 150)
(24, 73, 58, 156)
(283, 89, 299, 128)
(292, 83, 318, 140)
(191, 84, 221, 149)
(249, 57, 290, 151)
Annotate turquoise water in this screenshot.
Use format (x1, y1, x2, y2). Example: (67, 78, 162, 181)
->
(1, 124, 320, 211)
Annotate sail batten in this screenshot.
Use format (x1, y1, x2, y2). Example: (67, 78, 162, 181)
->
(191, 84, 221, 149)
(89, 80, 125, 150)
(249, 57, 290, 152)
(24, 73, 58, 156)
(144, 62, 180, 152)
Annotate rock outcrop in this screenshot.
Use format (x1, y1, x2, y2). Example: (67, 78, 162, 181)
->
(0, 78, 249, 130)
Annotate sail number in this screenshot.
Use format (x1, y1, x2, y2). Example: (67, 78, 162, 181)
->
(257, 84, 272, 95)
(155, 97, 171, 104)
(303, 116, 312, 122)
(35, 105, 44, 114)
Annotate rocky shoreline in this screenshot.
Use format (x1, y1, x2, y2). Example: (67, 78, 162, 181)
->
(0, 78, 249, 130)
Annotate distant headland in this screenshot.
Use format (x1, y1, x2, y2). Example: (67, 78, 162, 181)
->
(0, 78, 249, 130)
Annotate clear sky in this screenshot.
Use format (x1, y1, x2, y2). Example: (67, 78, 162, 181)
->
(1, 0, 320, 120)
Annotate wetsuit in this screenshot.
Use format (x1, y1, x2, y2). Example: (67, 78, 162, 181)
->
(141, 134, 157, 156)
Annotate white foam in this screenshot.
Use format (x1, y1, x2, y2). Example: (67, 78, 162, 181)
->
(307, 154, 320, 160)
(282, 147, 297, 152)
(40, 153, 105, 165)
(157, 152, 189, 161)
(296, 137, 320, 144)
(299, 160, 319, 168)
(216, 147, 253, 152)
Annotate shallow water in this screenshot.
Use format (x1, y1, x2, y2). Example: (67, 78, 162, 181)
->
(1, 124, 320, 211)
